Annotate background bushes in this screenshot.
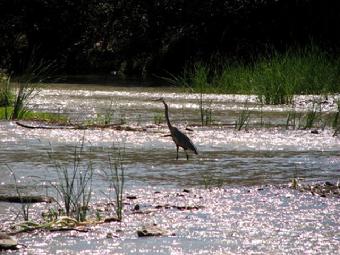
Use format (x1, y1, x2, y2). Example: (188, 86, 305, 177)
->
(1, 0, 340, 78)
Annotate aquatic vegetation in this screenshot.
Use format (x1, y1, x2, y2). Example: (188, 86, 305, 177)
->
(22, 110, 69, 123)
(201, 105, 213, 126)
(153, 111, 164, 125)
(6, 166, 31, 221)
(13, 216, 92, 234)
(0, 74, 14, 108)
(95, 98, 116, 125)
(332, 100, 340, 136)
(174, 46, 340, 105)
(199, 93, 214, 126)
(235, 102, 251, 131)
(1, 59, 57, 120)
(48, 139, 93, 222)
(200, 173, 224, 189)
(101, 145, 125, 221)
(303, 103, 320, 129)
(1, 83, 340, 253)
(10, 81, 35, 119)
(190, 65, 214, 126)
(286, 108, 300, 129)
(162, 65, 214, 126)
(118, 112, 126, 125)
(90, 112, 115, 126)
(0, 106, 69, 123)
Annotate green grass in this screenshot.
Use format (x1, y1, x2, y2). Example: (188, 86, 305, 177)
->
(48, 139, 93, 222)
(0, 106, 69, 123)
(0, 74, 15, 107)
(153, 111, 164, 125)
(235, 106, 251, 131)
(176, 45, 340, 104)
(101, 145, 126, 221)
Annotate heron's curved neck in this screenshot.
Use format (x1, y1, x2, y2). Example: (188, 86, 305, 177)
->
(163, 102, 172, 128)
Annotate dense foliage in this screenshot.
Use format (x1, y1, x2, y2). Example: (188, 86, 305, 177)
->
(1, 0, 340, 77)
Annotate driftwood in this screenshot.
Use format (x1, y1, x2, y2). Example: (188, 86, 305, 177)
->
(0, 195, 55, 203)
(16, 121, 75, 129)
(154, 204, 204, 210)
(15, 121, 145, 131)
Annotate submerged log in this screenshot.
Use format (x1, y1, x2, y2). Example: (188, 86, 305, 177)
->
(0, 195, 55, 203)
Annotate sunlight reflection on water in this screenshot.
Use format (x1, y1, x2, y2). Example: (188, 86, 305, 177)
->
(2, 186, 338, 254)
(0, 85, 339, 254)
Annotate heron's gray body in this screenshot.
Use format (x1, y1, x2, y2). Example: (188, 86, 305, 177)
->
(170, 126, 198, 154)
(158, 98, 198, 160)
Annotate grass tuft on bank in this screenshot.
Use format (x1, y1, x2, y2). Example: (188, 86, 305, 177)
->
(0, 106, 69, 123)
(177, 46, 340, 104)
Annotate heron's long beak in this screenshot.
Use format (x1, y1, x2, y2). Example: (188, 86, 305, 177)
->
(152, 97, 164, 102)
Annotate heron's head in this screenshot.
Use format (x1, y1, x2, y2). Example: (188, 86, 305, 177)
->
(153, 97, 165, 103)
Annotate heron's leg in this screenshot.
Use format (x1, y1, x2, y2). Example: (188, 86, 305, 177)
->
(185, 150, 189, 160)
(176, 146, 179, 160)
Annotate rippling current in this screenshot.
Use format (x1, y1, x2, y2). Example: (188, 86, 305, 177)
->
(0, 84, 339, 254)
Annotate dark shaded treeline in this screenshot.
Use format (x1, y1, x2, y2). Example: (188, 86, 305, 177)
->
(1, 0, 339, 78)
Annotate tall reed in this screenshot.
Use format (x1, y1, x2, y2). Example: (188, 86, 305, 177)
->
(48, 139, 93, 222)
(6, 165, 31, 221)
(101, 144, 125, 221)
(235, 101, 251, 131)
(174, 45, 340, 105)
(333, 100, 340, 136)
(1, 60, 56, 120)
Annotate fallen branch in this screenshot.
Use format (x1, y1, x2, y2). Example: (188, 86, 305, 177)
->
(15, 121, 145, 131)
(16, 121, 73, 129)
(0, 195, 55, 203)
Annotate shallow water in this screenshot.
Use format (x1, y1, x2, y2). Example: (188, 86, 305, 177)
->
(0, 84, 339, 254)
(1, 186, 339, 255)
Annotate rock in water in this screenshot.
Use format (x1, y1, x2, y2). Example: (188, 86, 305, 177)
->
(137, 225, 169, 237)
(0, 233, 18, 250)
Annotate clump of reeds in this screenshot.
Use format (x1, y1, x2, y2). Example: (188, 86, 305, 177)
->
(153, 111, 164, 125)
(101, 144, 125, 221)
(235, 101, 251, 131)
(172, 44, 340, 105)
(0, 73, 14, 119)
(0, 73, 14, 108)
(301, 101, 321, 129)
(6, 165, 31, 221)
(333, 100, 340, 136)
(1, 60, 55, 120)
(48, 139, 93, 222)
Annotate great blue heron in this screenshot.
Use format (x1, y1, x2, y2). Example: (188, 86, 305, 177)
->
(155, 98, 198, 160)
